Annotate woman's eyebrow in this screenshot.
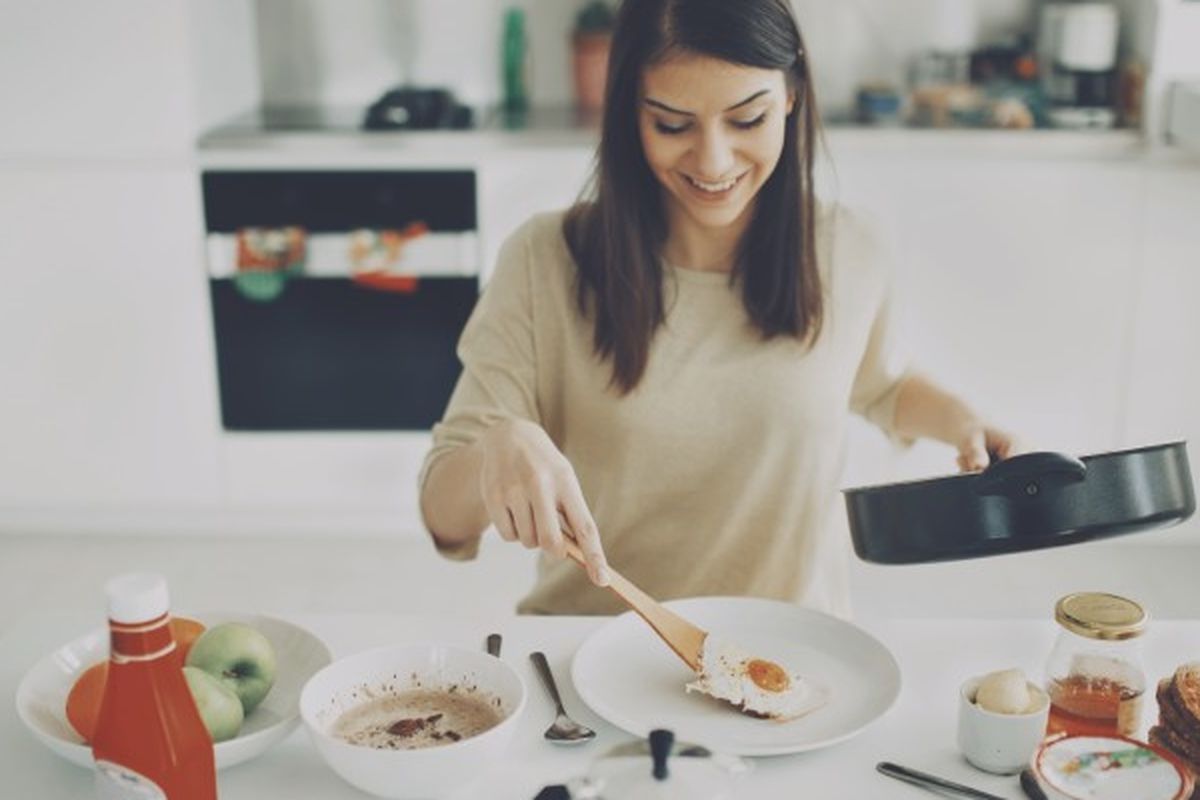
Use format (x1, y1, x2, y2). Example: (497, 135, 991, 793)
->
(643, 88, 771, 116)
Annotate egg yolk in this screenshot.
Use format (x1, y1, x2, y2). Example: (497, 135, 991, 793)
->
(747, 659, 791, 693)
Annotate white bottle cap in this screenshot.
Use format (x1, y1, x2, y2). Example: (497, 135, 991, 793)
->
(105, 573, 170, 624)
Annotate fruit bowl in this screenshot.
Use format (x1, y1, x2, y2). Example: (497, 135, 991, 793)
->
(15, 612, 331, 770)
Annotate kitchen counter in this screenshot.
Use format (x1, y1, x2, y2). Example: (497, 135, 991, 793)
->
(196, 105, 1161, 168)
(5, 611, 1198, 799)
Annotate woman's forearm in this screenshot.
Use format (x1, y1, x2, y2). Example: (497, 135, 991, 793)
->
(891, 372, 981, 446)
(419, 440, 491, 547)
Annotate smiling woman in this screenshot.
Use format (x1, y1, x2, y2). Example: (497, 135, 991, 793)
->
(417, 0, 1018, 618)
(640, 60, 794, 262)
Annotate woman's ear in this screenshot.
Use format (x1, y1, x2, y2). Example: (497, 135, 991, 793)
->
(787, 90, 797, 115)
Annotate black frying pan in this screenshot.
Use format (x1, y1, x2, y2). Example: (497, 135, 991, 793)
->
(843, 441, 1195, 564)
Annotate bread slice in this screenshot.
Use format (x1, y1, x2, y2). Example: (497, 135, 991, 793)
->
(1150, 724, 1200, 775)
(1173, 664, 1200, 725)
(1159, 679, 1200, 749)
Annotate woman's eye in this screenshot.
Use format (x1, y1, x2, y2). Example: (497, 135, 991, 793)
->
(654, 120, 691, 135)
(731, 113, 767, 130)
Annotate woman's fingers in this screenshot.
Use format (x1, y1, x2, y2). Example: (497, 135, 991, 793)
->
(989, 429, 1022, 460)
(483, 491, 519, 542)
(560, 483, 610, 587)
(531, 487, 565, 559)
(477, 420, 607, 583)
(509, 499, 538, 549)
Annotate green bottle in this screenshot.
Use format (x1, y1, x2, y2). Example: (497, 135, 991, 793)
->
(503, 7, 529, 112)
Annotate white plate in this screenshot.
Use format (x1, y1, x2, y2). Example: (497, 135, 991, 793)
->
(16, 612, 332, 770)
(571, 597, 901, 757)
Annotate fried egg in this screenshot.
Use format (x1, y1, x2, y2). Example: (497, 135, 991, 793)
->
(685, 636, 828, 721)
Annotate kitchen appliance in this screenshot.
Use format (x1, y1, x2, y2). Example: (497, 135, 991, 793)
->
(843, 442, 1195, 564)
(1038, 2, 1121, 128)
(362, 86, 473, 130)
(202, 170, 479, 431)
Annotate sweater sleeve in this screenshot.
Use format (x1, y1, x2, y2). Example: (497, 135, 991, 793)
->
(846, 212, 915, 440)
(416, 219, 542, 559)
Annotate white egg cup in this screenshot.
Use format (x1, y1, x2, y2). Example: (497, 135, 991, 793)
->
(957, 675, 1050, 775)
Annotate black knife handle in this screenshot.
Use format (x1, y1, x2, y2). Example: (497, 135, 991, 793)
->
(877, 762, 1009, 800)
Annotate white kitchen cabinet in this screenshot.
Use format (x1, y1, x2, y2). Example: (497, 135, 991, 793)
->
(0, 167, 222, 509)
(0, 0, 231, 525)
(476, 148, 595, 283)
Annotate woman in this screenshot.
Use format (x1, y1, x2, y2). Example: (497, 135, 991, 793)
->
(419, 0, 1016, 616)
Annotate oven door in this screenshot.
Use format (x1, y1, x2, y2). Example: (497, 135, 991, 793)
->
(203, 170, 479, 431)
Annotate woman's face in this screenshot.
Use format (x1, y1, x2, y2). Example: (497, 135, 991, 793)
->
(639, 52, 794, 234)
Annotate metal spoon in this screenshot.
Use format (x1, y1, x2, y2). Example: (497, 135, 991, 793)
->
(530, 651, 595, 744)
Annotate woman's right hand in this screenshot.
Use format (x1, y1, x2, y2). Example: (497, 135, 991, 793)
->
(478, 418, 611, 587)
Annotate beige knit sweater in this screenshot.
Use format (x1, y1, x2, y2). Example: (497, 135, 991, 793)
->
(420, 205, 911, 617)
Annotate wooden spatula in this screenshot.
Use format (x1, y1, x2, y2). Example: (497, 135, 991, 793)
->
(560, 537, 707, 672)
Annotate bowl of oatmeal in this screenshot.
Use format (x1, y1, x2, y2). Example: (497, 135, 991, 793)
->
(299, 643, 527, 799)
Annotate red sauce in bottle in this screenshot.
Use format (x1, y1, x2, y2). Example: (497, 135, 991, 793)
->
(91, 574, 216, 799)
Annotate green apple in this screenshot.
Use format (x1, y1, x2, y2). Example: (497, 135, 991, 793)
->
(183, 666, 244, 743)
(185, 622, 277, 715)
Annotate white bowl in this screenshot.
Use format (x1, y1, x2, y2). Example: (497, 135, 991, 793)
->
(15, 612, 332, 770)
(957, 674, 1050, 774)
(300, 644, 527, 800)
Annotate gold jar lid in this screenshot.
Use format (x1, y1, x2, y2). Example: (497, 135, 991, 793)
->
(1055, 592, 1147, 640)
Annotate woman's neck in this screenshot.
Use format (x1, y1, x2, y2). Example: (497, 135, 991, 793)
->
(662, 200, 754, 273)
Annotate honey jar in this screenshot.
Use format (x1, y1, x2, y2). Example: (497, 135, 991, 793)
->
(1044, 592, 1148, 738)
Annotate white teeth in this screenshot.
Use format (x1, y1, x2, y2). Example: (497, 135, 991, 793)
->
(686, 174, 739, 193)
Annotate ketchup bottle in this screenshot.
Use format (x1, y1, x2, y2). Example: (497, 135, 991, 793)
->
(91, 573, 217, 799)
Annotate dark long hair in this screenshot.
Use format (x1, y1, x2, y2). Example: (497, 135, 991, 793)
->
(563, 0, 823, 394)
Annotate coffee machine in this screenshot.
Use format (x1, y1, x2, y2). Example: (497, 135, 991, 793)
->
(1038, 2, 1120, 128)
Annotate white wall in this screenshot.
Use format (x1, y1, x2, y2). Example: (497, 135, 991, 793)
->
(253, 0, 581, 110)
(0, 1, 197, 158)
(247, 0, 1041, 117)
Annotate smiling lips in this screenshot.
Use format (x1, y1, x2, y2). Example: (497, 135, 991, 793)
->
(682, 171, 747, 199)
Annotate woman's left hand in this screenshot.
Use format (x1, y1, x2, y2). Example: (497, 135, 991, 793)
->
(954, 423, 1021, 472)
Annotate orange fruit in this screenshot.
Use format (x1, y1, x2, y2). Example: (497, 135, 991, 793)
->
(65, 661, 109, 742)
(64, 617, 206, 742)
(170, 616, 206, 663)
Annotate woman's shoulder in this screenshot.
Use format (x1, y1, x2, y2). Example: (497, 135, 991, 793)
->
(487, 208, 579, 303)
(501, 208, 573, 263)
(815, 200, 893, 282)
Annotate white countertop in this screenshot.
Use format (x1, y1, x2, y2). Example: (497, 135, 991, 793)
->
(5, 611, 1197, 799)
(195, 105, 1156, 169)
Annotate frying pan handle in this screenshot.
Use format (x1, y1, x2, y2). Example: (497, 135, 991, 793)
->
(974, 452, 1087, 499)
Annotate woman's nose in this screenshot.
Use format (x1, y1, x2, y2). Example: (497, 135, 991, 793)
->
(694, 128, 736, 179)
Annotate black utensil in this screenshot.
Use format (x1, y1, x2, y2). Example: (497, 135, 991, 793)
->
(1020, 767, 1049, 800)
(877, 762, 1008, 800)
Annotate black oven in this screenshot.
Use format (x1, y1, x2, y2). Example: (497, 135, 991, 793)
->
(202, 170, 478, 431)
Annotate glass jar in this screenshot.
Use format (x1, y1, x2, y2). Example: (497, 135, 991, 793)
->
(1044, 592, 1148, 738)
